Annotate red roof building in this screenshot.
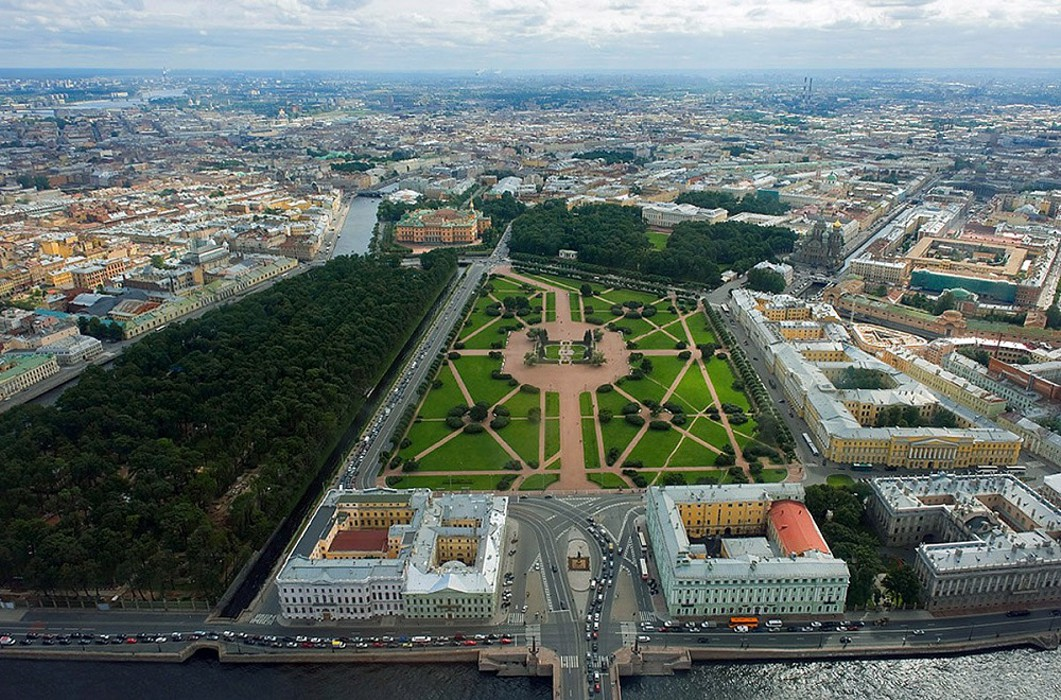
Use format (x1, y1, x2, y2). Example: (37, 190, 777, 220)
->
(767, 500, 831, 557)
(328, 529, 389, 556)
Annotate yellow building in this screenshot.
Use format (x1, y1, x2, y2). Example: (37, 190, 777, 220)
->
(395, 208, 490, 246)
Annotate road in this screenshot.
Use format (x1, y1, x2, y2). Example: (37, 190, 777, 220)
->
(347, 223, 511, 490)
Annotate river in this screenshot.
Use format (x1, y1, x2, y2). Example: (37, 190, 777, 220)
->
(3, 647, 1058, 699)
(333, 196, 380, 258)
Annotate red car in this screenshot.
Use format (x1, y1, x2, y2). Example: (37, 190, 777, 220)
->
(462, 640, 478, 646)
(500, 638, 513, 645)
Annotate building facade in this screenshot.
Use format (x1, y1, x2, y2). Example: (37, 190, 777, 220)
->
(395, 208, 490, 246)
(645, 484, 850, 618)
(868, 474, 1061, 612)
(277, 489, 506, 621)
(0, 353, 60, 400)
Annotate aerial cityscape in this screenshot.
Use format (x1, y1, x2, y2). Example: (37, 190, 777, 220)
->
(1, 2, 1061, 699)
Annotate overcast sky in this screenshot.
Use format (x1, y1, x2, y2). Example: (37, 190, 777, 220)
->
(1, 0, 1058, 71)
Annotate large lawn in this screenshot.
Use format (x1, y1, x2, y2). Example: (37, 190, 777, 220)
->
(460, 294, 503, 340)
(452, 355, 510, 406)
(545, 292, 557, 322)
(612, 315, 661, 340)
(544, 419, 560, 461)
(596, 387, 635, 415)
(588, 472, 629, 489)
(705, 359, 751, 411)
(400, 419, 457, 460)
(417, 431, 513, 471)
(758, 468, 788, 483)
(632, 356, 691, 405)
(497, 419, 540, 464)
(687, 318, 717, 346)
(582, 418, 601, 469)
(631, 328, 683, 350)
(826, 473, 855, 488)
(687, 415, 734, 450)
(387, 474, 506, 491)
(519, 473, 560, 491)
(625, 427, 684, 467)
(459, 320, 512, 350)
(418, 364, 468, 418)
(487, 276, 530, 295)
(545, 391, 560, 418)
(670, 363, 715, 413)
(667, 436, 720, 467)
(661, 470, 724, 486)
(503, 390, 542, 417)
(600, 418, 642, 461)
(599, 287, 665, 307)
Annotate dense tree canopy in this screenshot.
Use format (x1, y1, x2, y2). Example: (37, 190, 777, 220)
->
(0, 251, 456, 599)
(676, 190, 791, 216)
(745, 267, 787, 293)
(509, 201, 796, 286)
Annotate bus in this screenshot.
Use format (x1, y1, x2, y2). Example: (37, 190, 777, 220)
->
(639, 558, 649, 581)
(977, 465, 999, 474)
(803, 432, 820, 457)
(852, 463, 874, 472)
(728, 616, 759, 630)
(1005, 465, 1027, 476)
(721, 304, 731, 315)
(637, 528, 648, 552)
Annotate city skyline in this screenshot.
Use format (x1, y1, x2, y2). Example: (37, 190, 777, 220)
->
(0, 0, 1059, 71)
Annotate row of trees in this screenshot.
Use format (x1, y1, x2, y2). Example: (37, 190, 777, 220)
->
(0, 251, 457, 599)
(509, 201, 796, 287)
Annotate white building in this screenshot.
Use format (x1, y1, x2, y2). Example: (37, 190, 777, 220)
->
(0, 353, 60, 400)
(277, 489, 506, 621)
(868, 474, 1061, 612)
(752, 260, 794, 285)
(645, 485, 850, 618)
(641, 202, 727, 229)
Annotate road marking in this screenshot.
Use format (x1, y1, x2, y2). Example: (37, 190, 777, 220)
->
(250, 614, 276, 625)
(620, 621, 637, 646)
(639, 612, 656, 623)
(507, 613, 525, 625)
(560, 654, 580, 669)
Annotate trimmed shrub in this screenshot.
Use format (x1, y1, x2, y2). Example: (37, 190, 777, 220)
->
(620, 402, 641, 415)
(447, 351, 462, 360)
(677, 350, 692, 360)
(625, 414, 646, 427)
(598, 409, 613, 424)
(445, 416, 464, 430)
(520, 384, 541, 394)
(649, 420, 671, 431)
(463, 423, 485, 434)
(597, 384, 614, 393)
(491, 415, 511, 430)
(715, 452, 735, 466)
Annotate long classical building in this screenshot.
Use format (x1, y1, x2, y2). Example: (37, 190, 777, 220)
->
(277, 489, 506, 621)
(868, 474, 1061, 612)
(645, 484, 850, 618)
(731, 289, 1021, 469)
(394, 208, 490, 246)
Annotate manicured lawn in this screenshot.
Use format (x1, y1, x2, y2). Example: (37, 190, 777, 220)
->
(687, 415, 734, 450)
(451, 355, 510, 406)
(545, 391, 560, 418)
(544, 419, 560, 461)
(503, 390, 542, 417)
(569, 292, 582, 322)
(670, 364, 714, 413)
(600, 418, 642, 461)
(631, 329, 683, 350)
(519, 473, 560, 491)
(459, 320, 510, 350)
(543, 344, 564, 360)
(400, 419, 457, 460)
(588, 472, 629, 489)
(687, 319, 717, 346)
(647, 231, 669, 250)
(545, 292, 557, 322)
(497, 418, 540, 464)
(827, 473, 855, 487)
(417, 431, 513, 471)
(521, 272, 578, 292)
(705, 359, 751, 411)
(656, 469, 723, 486)
(460, 294, 503, 340)
(546, 459, 560, 470)
(579, 391, 594, 416)
(596, 387, 635, 415)
(487, 276, 529, 294)
(612, 315, 660, 340)
(667, 436, 720, 467)
(625, 427, 684, 467)
(387, 474, 507, 491)
(758, 468, 788, 483)
(418, 364, 468, 418)
(582, 418, 601, 469)
(599, 287, 665, 307)
(635, 355, 691, 405)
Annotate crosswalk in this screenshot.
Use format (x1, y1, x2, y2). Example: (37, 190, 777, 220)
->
(559, 654, 580, 669)
(638, 611, 656, 623)
(507, 612, 525, 625)
(620, 621, 637, 646)
(250, 613, 276, 625)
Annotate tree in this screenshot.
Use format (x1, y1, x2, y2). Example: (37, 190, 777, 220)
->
(746, 267, 787, 294)
(639, 358, 653, 375)
(469, 402, 489, 422)
(932, 291, 957, 316)
(883, 563, 921, 606)
(589, 351, 606, 366)
(523, 351, 538, 366)
(580, 283, 593, 297)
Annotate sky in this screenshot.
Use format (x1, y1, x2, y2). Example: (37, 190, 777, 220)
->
(0, 0, 1059, 71)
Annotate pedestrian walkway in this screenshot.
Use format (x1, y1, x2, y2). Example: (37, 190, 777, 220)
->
(507, 612, 525, 625)
(250, 613, 276, 625)
(559, 654, 581, 669)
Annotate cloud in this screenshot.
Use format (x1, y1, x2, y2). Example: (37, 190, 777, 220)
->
(0, 0, 1055, 69)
